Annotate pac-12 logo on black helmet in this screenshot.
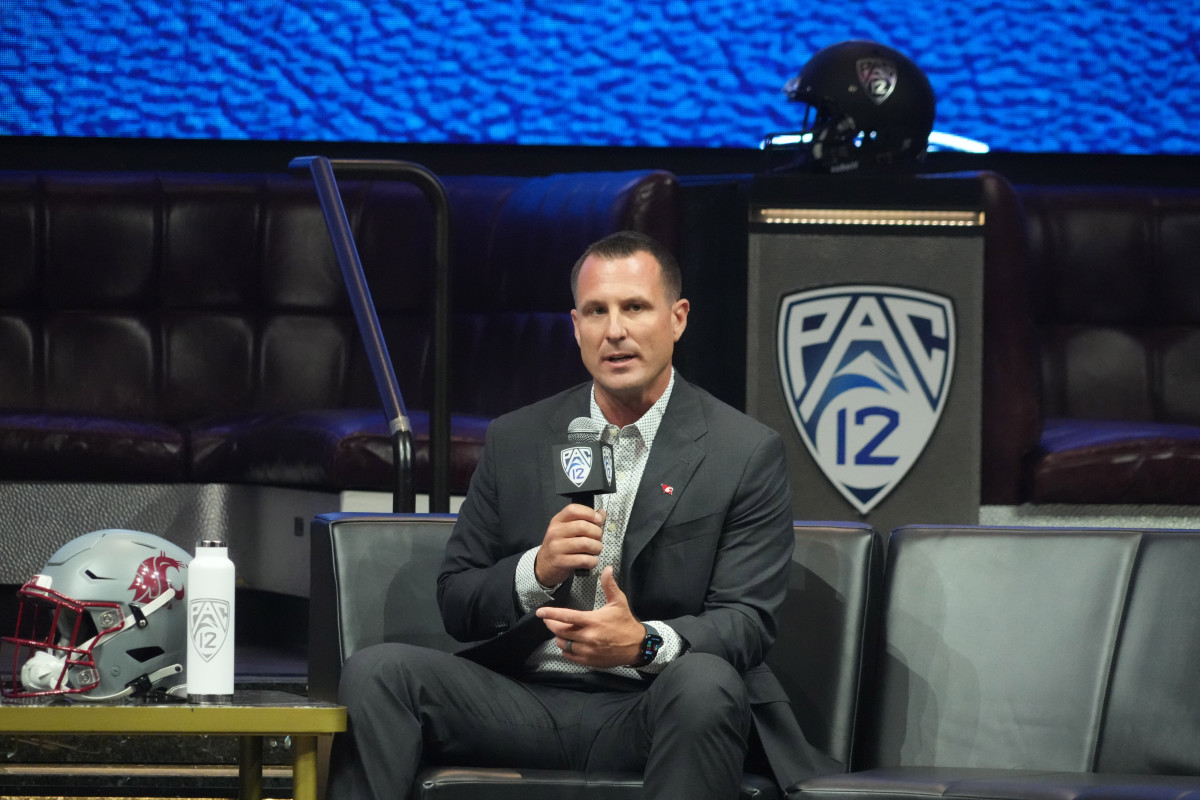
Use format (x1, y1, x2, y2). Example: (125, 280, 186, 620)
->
(765, 40, 936, 174)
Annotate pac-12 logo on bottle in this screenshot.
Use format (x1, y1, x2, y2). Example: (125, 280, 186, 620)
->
(188, 599, 231, 662)
(777, 285, 955, 514)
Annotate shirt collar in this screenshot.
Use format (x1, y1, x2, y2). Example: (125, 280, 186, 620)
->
(589, 368, 675, 449)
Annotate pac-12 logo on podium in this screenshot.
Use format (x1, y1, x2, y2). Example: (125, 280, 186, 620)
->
(777, 285, 955, 515)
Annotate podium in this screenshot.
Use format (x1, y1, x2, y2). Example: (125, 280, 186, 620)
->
(746, 175, 986, 535)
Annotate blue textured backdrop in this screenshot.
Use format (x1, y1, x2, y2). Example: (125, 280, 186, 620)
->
(1, 0, 1196, 153)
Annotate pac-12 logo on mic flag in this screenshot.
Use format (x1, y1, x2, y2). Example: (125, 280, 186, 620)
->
(777, 285, 955, 515)
(561, 446, 594, 488)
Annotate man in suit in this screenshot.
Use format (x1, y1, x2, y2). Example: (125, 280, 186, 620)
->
(330, 230, 828, 800)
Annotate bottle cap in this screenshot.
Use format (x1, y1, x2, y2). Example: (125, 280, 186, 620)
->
(195, 539, 227, 548)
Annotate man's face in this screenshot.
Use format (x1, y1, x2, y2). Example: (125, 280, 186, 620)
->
(571, 250, 689, 418)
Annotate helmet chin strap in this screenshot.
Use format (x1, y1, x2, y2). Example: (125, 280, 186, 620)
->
(79, 584, 181, 654)
(74, 663, 184, 702)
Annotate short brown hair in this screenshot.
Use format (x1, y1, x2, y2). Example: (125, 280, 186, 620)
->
(570, 231, 682, 304)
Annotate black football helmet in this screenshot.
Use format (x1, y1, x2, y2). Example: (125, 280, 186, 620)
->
(764, 40, 936, 173)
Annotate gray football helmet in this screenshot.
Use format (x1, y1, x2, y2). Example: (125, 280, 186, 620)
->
(2, 529, 191, 701)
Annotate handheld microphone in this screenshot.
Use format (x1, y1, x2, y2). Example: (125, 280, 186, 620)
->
(554, 417, 617, 577)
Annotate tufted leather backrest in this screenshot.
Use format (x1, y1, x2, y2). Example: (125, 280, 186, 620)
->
(1019, 185, 1200, 426)
(0, 169, 679, 424)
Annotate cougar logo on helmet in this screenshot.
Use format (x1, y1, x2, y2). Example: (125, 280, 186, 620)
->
(129, 552, 186, 605)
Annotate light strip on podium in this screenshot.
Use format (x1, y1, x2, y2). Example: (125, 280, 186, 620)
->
(754, 208, 984, 227)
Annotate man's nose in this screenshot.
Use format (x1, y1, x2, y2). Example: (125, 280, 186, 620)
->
(605, 313, 627, 340)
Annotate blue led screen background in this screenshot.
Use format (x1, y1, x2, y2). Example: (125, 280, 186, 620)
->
(2, 0, 1196, 154)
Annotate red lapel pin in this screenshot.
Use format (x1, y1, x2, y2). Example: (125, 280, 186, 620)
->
(661, 484, 674, 495)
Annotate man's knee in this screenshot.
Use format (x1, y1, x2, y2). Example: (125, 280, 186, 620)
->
(653, 653, 751, 733)
(338, 643, 444, 710)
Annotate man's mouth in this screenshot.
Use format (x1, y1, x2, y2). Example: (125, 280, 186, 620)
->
(606, 354, 635, 364)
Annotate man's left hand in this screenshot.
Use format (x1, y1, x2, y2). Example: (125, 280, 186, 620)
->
(536, 567, 645, 668)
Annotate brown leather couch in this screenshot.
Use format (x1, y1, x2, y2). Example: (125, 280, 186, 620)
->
(0, 169, 677, 492)
(1017, 184, 1200, 504)
(972, 175, 1200, 507)
(0, 167, 679, 586)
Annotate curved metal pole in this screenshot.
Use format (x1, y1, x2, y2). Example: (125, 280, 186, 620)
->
(304, 158, 451, 516)
(288, 155, 422, 513)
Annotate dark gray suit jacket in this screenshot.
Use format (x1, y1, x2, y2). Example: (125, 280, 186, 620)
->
(437, 375, 833, 790)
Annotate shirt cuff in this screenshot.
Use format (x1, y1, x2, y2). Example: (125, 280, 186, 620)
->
(635, 620, 684, 675)
(515, 546, 560, 613)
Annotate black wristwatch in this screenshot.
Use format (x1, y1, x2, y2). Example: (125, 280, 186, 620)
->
(633, 623, 663, 668)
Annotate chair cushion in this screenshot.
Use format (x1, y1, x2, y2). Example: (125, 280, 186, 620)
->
(794, 767, 1200, 799)
(1031, 417, 1200, 503)
(188, 409, 489, 494)
(0, 412, 185, 482)
(416, 766, 779, 799)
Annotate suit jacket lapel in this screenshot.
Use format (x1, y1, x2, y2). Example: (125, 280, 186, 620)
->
(620, 378, 707, 571)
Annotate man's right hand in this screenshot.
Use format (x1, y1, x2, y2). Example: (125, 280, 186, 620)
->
(535, 504, 606, 587)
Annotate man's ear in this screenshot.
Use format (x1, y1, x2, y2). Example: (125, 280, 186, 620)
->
(671, 299, 690, 341)
(570, 308, 582, 347)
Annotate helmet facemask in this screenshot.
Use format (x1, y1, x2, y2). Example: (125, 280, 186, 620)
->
(3, 580, 119, 697)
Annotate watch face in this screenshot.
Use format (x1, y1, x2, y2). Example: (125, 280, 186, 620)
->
(637, 633, 664, 667)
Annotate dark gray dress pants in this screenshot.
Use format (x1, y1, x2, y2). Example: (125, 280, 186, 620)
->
(328, 643, 752, 800)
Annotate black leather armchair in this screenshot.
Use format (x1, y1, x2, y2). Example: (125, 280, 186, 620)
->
(795, 524, 1200, 799)
(308, 513, 883, 799)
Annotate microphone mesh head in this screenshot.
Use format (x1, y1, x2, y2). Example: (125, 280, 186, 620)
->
(567, 416, 604, 442)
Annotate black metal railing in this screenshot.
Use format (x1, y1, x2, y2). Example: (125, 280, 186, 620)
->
(289, 156, 451, 514)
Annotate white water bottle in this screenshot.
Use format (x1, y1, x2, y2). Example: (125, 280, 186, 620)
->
(186, 539, 236, 703)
